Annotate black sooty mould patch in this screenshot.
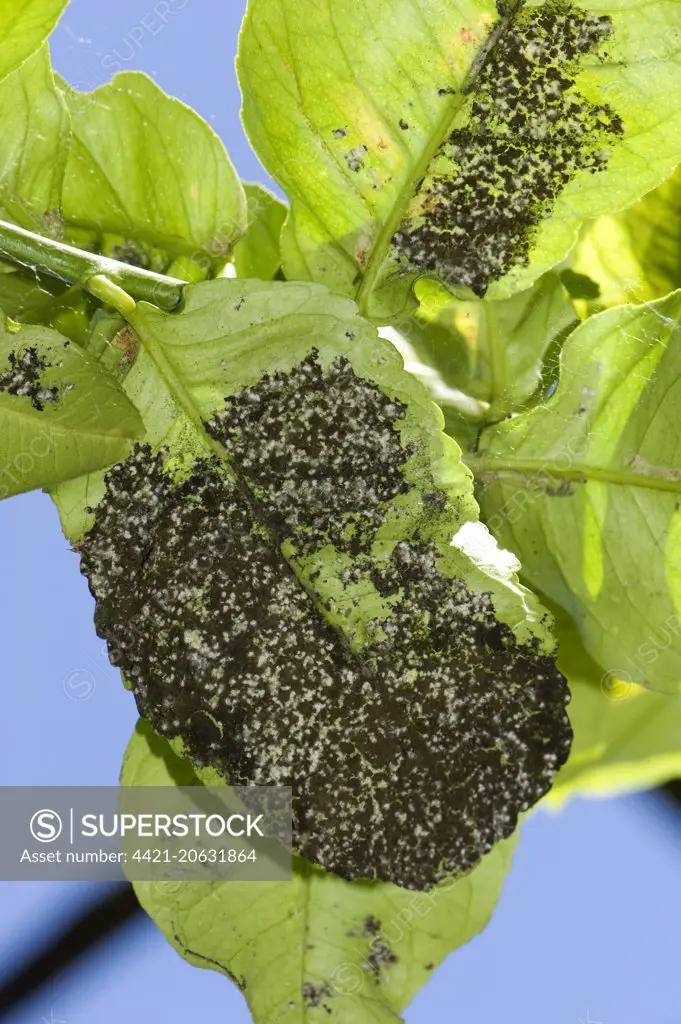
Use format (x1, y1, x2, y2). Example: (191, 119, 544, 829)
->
(0, 347, 59, 410)
(79, 354, 572, 891)
(392, 0, 623, 296)
(206, 351, 412, 554)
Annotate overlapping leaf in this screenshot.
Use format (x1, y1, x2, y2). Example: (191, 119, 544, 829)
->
(476, 290, 681, 694)
(0, 45, 69, 233)
(238, 0, 681, 320)
(0, 0, 68, 84)
(0, 313, 144, 499)
(123, 717, 517, 1024)
(60, 72, 247, 274)
(232, 183, 287, 280)
(573, 163, 681, 309)
(546, 613, 681, 805)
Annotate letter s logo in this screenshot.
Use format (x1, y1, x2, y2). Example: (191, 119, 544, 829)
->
(30, 809, 63, 843)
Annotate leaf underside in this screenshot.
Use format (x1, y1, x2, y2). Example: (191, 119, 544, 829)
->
(477, 290, 681, 694)
(238, 0, 681, 319)
(123, 717, 518, 1024)
(60, 278, 572, 893)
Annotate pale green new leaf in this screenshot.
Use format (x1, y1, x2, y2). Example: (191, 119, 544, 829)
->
(0, 45, 69, 233)
(546, 613, 681, 804)
(60, 72, 247, 272)
(238, 0, 681, 320)
(476, 290, 681, 693)
(0, 315, 144, 499)
(0, 0, 68, 84)
(232, 183, 287, 280)
(573, 163, 681, 309)
(123, 718, 517, 1024)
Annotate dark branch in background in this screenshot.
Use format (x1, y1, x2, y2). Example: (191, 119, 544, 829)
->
(2, 782, 681, 1017)
(663, 778, 681, 806)
(0, 883, 143, 1019)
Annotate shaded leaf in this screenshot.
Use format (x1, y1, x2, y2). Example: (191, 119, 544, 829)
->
(418, 272, 577, 413)
(0, 269, 95, 344)
(60, 72, 247, 272)
(476, 290, 681, 693)
(0, 314, 144, 499)
(124, 717, 518, 1024)
(238, 0, 681, 319)
(232, 183, 287, 280)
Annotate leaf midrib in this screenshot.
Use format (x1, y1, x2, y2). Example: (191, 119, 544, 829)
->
(355, 0, 524, 315)
(477, 456, 681, 494)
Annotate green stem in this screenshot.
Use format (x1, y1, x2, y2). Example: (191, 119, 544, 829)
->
(0, 219, 184, 311)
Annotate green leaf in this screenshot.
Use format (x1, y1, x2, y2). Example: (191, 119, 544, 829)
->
(573, 163, 681, 309)
(238, 0, 681, 319)
(56, 278, 570, 892)
(0, 315, 145, 499)
(123, 717, 518, 1024)
(232, 183, 287, 280)
(59, 72, 247, 272)
(383, 272, 576, 452)
(0, 269, 95, 345)
(0, 0, 68, 84)
(415, 271, 576, 413)
(476, 290, 681, 694)
(0, 45, 70, 233)
(545, 611, 681, 804)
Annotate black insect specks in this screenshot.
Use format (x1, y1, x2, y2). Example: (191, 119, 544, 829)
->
(0, 348, 59, 410)
(111, 240, 151, 269)
(399, 118, 410, 130)
(80, 354, 572, 891)
(303, 982, 333, 1011)
(332, 127, 349, 139)
(393, 0, 623, 296)
(348, 916, 398, 981)
(346, 144, 368, 172)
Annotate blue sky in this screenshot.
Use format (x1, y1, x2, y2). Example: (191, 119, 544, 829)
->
(1, 2, 680, 1021)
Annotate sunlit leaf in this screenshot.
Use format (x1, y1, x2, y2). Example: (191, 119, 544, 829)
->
(0, 44, 69, 233)
(59, 72, 247, 273)
(573, 163, 681, 308)
(0, 0, 68, 84)
(238, 0, 681, 319)
(124, 717, 518, 1024)
(476, 290, 681, 693)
